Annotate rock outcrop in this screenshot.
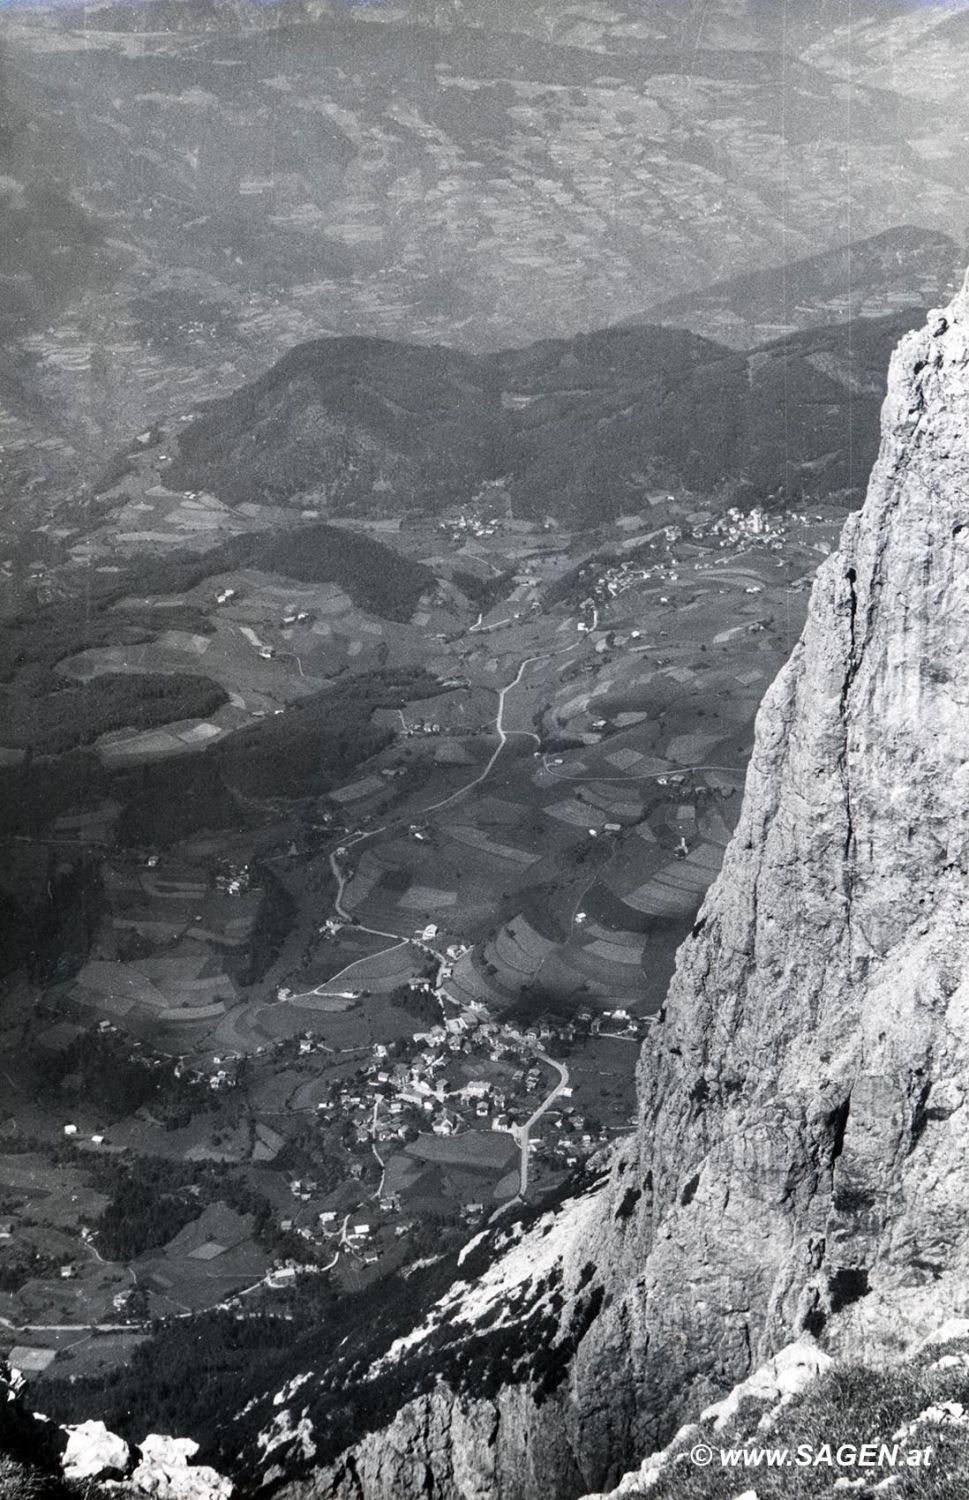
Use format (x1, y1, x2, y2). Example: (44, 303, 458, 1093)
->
(123, 1434, 234, 1500)
(264, 274, 969, 1500)
(54, 1424, 235, 1500)
(1, 1360, 233, 1500)
(62, 1420, 130, 1482)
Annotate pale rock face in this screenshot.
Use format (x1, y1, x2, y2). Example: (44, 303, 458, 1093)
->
(3, 1360, 233, 1500)
(892, 1401, 969, 1443)
(3, 1364, 27, 1403)
(271, 276, 969, 1500)
(700, 1339, 834, 1430)
(259, 1406, 317, 1486)
(62, 1420, 130, 1481)
(916, 1318, 969, 1351)
(128, 1433, 234, 1500)
(126, 1464, 233, 1500)
(140, 1436, 202, 1466)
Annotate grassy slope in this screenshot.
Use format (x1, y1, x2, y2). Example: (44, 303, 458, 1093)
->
(643, 1338, 969, 1500)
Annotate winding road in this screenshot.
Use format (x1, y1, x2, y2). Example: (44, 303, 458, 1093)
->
(289, 647, 568, 998)
(515, 1052, 571, 1197)
(420, 654, 543, 814)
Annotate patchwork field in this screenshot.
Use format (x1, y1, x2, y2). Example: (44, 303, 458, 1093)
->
(0, 483, 843, 1351)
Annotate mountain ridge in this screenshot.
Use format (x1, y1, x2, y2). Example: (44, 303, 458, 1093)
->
(624, 225, 967, 350)
(150, 313, 911, 524)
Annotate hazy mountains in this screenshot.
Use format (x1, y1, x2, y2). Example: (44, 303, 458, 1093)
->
(628, 225, 966, 348)
(2, 0, 969, 494)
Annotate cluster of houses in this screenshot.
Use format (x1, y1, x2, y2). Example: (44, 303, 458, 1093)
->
(437, 513, 504, 541)
(305, 995, 639, 1172)
(260, 1004, 619, 1274)
(62, 1123, 106, 1146)
(706, 505, 775, 543)
(529, 1112, 612, 1171)
(570, 504, 801, 622)
(691, 503, 826, 559)
(314, 1030, 519, 1144)
(215, 862, 251, 897)
(601, 562, 662, 600)
(398, 720, 443, 738)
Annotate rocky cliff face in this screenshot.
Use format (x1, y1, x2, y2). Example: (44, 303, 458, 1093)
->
(262, 276, 969, 1500)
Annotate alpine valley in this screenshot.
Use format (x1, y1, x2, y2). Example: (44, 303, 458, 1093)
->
(6, 4, 969, 1500)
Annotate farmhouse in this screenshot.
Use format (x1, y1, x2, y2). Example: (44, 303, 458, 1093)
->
(460, 1081, 491, 1100)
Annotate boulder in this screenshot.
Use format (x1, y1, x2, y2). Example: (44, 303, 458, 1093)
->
(129, 1432, 233, 1499)
(62, 1419, 130, 1481)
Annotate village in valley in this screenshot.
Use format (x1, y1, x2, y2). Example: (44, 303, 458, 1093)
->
(0, 458, 843, 1395)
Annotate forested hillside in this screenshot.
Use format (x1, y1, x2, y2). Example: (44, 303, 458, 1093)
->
(161, 317, 911, 523)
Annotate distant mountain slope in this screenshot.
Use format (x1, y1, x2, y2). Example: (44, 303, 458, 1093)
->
(163, 314, 914, 521)
(625, 225, 967, 349)
(166, 339, 502, 515)
(0, 518, 434, 765)
(801, 1, 969, 96)
(0, 43, 110, 517)
(0, 44, 105, 340)
(3, 0, 968, 496)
